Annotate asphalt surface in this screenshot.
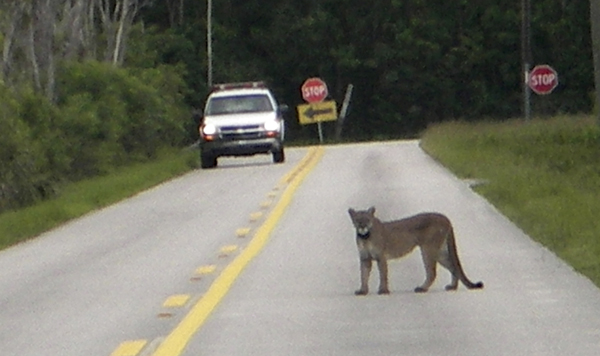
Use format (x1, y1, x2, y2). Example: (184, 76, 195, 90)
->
(1, 141, 599, 356)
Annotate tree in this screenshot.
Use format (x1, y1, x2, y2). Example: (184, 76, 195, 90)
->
(1, 1, 28, 84)
(59, 0, 93, 60)
(165, 0, 185, 27)
(31, 0, 57, 100)
(96, 0, 151, 66)
(0, 0, 59, 101)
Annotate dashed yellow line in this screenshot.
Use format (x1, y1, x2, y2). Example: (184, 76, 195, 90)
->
(151, 146, 324, 356)
(220, 245, 238, 254)
(236, 227, 251, 237)
(249, 212, 263, 221)
(260, 200, 272, 209)
(162, 295, 191, 308)
(111, 340, 147, 356)
(195, 265, 216, 275)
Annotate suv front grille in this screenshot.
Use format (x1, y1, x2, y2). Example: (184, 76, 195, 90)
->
(220, 125, 265, 140)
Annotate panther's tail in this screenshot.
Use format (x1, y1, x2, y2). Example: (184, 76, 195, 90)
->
(447, 227, 484, 289)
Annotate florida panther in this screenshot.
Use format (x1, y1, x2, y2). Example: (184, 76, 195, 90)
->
(348, 207, 484, 294)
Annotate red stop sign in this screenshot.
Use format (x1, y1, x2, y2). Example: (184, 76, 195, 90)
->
(528, 65, 558, 95)
(301, 77, 328, 103)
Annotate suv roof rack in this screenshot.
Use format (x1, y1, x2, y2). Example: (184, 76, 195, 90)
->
(211, 81, 266, 92)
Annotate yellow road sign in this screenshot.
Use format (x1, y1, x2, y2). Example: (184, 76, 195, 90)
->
(297, 100, 338, 125)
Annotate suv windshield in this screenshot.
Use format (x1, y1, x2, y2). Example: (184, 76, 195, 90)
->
(206, 94, 273, 115)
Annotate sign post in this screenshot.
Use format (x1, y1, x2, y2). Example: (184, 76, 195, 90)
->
(334, 84, 354, 140)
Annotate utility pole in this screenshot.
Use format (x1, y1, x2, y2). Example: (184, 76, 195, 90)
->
(521, 0, 532, 120)
(207, 0, 213, 87)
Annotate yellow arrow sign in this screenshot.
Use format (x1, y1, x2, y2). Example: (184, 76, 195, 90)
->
(297, 100, 338, 125)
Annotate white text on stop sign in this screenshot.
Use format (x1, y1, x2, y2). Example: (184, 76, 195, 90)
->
(303, 86, 326, 98)
(530, 73, 556, 86)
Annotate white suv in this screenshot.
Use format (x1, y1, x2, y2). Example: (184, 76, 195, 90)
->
(198, 82, 287, 169)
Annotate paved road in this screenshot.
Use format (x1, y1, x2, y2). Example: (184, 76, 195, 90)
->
(1, 141, 599, 356)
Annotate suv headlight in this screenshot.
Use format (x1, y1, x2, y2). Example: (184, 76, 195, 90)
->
(200, 123, 218, 140)
(263, 120, 280, 132)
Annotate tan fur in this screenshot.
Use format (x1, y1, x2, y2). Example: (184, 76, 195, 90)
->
(348, 207, 483, 295)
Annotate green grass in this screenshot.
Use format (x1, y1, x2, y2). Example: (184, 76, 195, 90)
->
(0, 148, 198, 250)
(420, 116, 600, 286)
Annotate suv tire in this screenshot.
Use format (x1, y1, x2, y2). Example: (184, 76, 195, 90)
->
(200, 152, 217, 169)
(272, 148, 285, 163)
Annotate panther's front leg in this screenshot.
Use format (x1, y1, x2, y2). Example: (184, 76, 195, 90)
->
(355, 258, 372, 295)
(376, 257, 390, 294)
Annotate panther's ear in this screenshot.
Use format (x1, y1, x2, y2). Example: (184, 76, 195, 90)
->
(348, 208, 356, 217)
(368, 206, 376, 215)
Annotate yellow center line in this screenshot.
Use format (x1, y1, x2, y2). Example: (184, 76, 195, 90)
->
(279, 146, 319, 185)
(151, 146, 324, 356)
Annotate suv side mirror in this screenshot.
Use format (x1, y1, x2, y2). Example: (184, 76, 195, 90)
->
(192, 109, 203, 125)
(279, 104, 289, 113)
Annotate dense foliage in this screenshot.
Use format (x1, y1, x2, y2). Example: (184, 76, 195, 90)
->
(0, 0, 595, 212)
(0, 63, 188, 212)
(141, 0, 593, 138)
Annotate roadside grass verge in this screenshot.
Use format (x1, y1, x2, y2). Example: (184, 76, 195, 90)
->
(0, 148, 198, 250)
(420, 116, 600, 287)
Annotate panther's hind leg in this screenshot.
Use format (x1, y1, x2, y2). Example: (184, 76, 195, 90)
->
(437, 251, 459, 291)
(415, 247, 437, 293)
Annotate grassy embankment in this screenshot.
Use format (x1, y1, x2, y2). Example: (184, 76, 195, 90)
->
(0, 148, 198, 250)
(420, 116, 600, 287)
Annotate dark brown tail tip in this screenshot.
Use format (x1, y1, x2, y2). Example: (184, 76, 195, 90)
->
(471, 281, 484, 289)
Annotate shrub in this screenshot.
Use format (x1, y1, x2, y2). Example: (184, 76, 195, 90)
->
(0, 86, 55, 211)
(0, 60, 190, 212)
(58, 61, 188, 162)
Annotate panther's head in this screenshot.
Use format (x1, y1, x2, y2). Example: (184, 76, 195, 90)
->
(348, 206, 376, 239)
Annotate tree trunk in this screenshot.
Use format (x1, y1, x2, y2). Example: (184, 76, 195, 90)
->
(31, 0, 56, 101)
(62, 0, 87, 60)
(86, 0, 98, 59)
(98, 0, 116, 62)
(1, 4, 25, 83)
(179, 0, 184, 25)
(165, 0, 184, 27)
(97, 0, 148, 66)
(27, 12, 42, 92)
(112, 0, 129, 65)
